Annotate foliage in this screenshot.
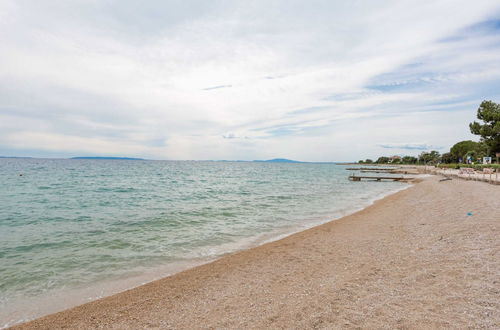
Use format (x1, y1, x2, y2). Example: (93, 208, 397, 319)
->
(469, 100, 500, 155)
(375, 156, 389, 164)
(371, 156, 416, 164)
(418, 150, 440, 164)
(440, 152, 455, 164)
(449, 140, 488, 162)
(437, 163, 500, 170)
(401, 156, 417, 164)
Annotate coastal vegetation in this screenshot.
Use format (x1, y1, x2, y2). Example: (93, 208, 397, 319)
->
(437, 163, 500, 170)
(360, 100, 500, 166)
(469, 100, 500, 156)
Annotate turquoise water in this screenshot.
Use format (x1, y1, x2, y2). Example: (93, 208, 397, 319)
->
(0, 159, 408, 326)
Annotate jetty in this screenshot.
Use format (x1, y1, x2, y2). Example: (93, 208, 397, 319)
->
(360, 170, 397, 173)
(360, 169, 416, 174)
(348, 175, 413, 182)
(346, 167, 418, 175)
(346, 167, 397, 171)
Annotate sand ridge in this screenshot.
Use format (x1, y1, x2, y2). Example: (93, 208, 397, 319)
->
(12, 176, 500, 329)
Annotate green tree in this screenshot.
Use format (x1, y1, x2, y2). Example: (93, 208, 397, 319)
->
(440, 152, 455, 164)
(418, 152, 428, 164)
(450, 140, 482, 162)
(475, 143, 489, 159)
(365, 159, 373, 164)
(419, 150, 440, 164)
(464, 150, 481, 164)
(401, 156, 417, 164)
(376, 156, 389, 164)
(469, 100, 500, 158)
(449, 140, 488, 162)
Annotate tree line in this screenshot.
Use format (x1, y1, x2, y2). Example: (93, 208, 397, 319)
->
(359, 100, 500, 165)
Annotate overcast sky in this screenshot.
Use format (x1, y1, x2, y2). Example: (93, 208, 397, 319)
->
(1, 0, 500, 161)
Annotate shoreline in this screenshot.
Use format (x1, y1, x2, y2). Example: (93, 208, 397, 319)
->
(12, 175, 500, 329)
(2, 177, 414, 328)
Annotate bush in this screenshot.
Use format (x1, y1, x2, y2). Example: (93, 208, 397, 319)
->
(437, 163, 500, 170)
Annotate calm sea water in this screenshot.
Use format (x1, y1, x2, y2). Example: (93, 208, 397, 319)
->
(0, 159, 408, 326)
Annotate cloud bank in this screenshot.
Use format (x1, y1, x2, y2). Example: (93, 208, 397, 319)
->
(1, 0, 500, 161)
(378, 143, 442, 151)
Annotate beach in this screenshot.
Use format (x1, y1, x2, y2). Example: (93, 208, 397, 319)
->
(12, 175, 500, 329)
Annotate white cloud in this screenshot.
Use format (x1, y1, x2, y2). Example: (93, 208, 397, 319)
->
(377, 143, 442, 151)
(1, 0, 500, 160)
(0, 131, 166, 157)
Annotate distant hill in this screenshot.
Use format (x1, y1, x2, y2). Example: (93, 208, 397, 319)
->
(0, 156, 32, 158)
(214, 158, 304, 163)
(253, 158, 304, 163)
(71, 157, 144, 160)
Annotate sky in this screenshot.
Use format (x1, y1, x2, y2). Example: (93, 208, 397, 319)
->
(1, 0, 500, 161)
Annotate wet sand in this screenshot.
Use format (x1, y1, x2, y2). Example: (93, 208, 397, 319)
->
(13, 176, 500, 329)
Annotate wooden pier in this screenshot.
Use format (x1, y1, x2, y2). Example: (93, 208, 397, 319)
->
(348, 175, 413, 182)
(346, 167, 397, 171)
(359, 170, 415, 174)
(360, 170, 397, 173)
(346, 167, 417, 175)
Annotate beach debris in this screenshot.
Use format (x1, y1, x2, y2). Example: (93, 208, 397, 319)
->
(466, 212, 473, 216)
(439, 177, 452, 182)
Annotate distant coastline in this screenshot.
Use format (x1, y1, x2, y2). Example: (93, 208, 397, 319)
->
(219, 158, 338, 164)
(253, 158, 303, 163)
(70, 157, 145, 160)
(1, 156, 347, 163)
(0, 156, 33, 159)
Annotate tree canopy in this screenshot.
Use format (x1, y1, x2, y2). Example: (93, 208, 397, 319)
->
(375, 156, 389, 164)
(418, 150, 440, 164)
(469, 100, 500, 155)
(440, 152, 455, 164)
(401, 156, 417, 164)
(449, 140, 487, 162)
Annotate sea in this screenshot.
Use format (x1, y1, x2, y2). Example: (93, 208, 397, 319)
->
(0, 158, 410, 327)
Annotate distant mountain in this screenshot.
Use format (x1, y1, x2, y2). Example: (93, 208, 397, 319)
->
(71, 157, 144, 160)
(253, 158, 304, 163)
(0, 156, 32, 158)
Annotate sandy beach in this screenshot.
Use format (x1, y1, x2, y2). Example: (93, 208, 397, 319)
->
(12, 175, 499, 329)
